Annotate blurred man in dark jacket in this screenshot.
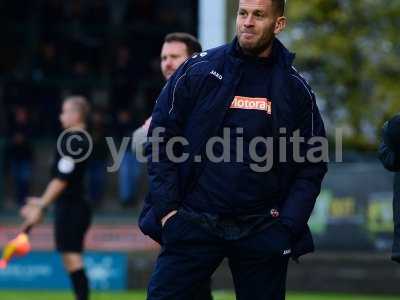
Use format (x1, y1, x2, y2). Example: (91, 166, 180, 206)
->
(379, 114, 400, 262)
(87, 108, 109, 208)
(6, 106, 34, 206)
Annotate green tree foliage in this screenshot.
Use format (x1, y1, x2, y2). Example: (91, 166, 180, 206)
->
(284, 0, 400, 149)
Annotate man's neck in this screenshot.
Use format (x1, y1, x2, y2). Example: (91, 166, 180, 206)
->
(257, 44, 273, 58)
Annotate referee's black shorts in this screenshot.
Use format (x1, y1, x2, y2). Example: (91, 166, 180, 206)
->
(54, 201, 92, 253)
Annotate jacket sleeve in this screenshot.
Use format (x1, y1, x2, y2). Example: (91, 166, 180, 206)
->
(378, 122, 400, 172)
(378, 120, 400, 262)
(280, 78, 328, 236)
(132, 117, 152, 153)
(144, 61, 195, 221)
(392, 173, 400, 263)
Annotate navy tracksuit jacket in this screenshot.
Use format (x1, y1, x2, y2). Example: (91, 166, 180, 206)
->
(378, 115, 400, 262)
(139, 37, 328, 260)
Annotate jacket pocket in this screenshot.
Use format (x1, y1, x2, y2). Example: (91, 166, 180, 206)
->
(161, 212, 181, 244)
(267, 222, 293, 257)
(139, 204, 162, 244)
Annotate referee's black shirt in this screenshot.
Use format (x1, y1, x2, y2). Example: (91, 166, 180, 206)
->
(51, 130, 90, 204)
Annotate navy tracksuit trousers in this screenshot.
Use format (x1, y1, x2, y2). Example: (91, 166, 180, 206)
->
(147, 211, 291, 300)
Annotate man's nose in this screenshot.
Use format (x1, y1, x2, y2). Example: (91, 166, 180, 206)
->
(165, 58, 173, 68)
(244, 15, 255, 27)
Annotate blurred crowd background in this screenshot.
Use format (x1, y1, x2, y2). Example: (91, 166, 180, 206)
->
(0, 0, 399, 219)
(0, 0, 198, 211)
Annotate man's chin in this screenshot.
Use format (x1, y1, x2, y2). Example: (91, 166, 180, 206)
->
(165, 72, 175, 80)
(239, 43, 258, 55)
(239, 38, 257, 50)
(239, 38, 272, 57)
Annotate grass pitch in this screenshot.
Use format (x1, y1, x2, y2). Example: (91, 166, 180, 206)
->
(0, 291, 398, 300)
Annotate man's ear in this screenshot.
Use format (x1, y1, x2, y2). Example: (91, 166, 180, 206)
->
(274, 16, 287, 35)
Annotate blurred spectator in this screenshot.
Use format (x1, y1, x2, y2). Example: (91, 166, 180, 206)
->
(3, 75, 33, 110)
(157, 7, 182, 32)
(40, 0, 66, 26)
(63, 0, 92, 67)
(69, 60, 93, 98)
(83, 0, 109, 27)
(6, 106, 34, 206)
(124, 0, 156, 24)
(157, 0, 196, 30)
(140, 57, 165, 118)
(0, 97, 6, 137)
(39, 0, 66, 41)
(32, 42, 62, 81)
(87, 108, 109, 208)
(32, 85, 62, 137)
(66, 0, 84, 24)
(0, 0, 32, 23)
(123, 0, 163, 72)
(82, 0, 110, 73)
(115, 109, 141, 207)
(110, 45, 140, 112)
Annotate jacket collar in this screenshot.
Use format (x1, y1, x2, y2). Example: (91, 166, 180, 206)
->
(226, 36, 296, 68)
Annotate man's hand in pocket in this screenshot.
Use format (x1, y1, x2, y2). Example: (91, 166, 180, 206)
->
(161, 210, 178, 227)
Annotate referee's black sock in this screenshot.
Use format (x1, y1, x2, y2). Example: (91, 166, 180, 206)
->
(69, 268, 89, 300)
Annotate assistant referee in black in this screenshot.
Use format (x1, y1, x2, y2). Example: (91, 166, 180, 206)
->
(21, 96, 92, 300)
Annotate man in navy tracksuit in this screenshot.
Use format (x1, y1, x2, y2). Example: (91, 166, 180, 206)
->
(379, 115, 400, 262)
(139, 0, 328, 299)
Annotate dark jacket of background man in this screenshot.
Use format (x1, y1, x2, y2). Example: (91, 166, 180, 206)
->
(379, 115, 400, 262)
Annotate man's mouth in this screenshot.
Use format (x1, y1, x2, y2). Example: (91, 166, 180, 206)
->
(242, 32, 256, 38)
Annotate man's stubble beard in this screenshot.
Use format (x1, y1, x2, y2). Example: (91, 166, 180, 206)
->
(238, 30, 275, 57)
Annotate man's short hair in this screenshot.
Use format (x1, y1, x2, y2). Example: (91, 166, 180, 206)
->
(64, 95, 91, 121)
(164, 32, 202, 56)
(273, 0, 286, 16)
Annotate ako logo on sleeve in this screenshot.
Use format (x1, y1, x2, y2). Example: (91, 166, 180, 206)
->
(230, 96, 272, 115)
